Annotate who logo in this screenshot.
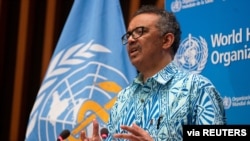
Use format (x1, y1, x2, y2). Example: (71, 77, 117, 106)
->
(174, 34, 208, 74)
(26, 40, 130, 140)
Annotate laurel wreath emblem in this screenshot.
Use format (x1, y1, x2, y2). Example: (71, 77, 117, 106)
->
(26, 40, 111, 137)
(175, 35, 208, 74)
(195, 36, 208, 73)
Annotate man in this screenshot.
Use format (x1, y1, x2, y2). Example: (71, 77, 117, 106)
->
(81, 5, 226, 141)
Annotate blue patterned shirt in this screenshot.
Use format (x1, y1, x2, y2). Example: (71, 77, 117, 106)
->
(106, 61, 226, 141)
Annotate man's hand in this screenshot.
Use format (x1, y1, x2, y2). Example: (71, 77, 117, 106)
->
(113, 123, 154, 141)
(80, 119, 101, 141)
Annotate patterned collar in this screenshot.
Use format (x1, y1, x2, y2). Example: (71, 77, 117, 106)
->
(134, 61, 180, 85)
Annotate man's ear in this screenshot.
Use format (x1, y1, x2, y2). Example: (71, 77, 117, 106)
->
(162, 33, 175, 49)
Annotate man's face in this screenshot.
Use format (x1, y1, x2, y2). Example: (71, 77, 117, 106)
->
(126, 13, 164, 70)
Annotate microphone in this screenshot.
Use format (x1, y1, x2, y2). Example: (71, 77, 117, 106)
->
(57, 129, 70, 141)
(100, 128, 109, 140)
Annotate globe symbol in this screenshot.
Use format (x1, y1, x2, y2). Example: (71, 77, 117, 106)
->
(26, 42, 132, 141)
(174, 34, 208, 73)
(38, 61, 128, 141)
(223, 96, 231, 109)
(171, 0, 182, 12)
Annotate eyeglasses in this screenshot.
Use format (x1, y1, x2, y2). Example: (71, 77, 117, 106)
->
(121, 26, 146, 45)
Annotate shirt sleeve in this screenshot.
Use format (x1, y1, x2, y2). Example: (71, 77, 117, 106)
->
(192, 74, 226, 125)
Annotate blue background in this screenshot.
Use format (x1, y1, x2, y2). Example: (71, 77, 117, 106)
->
(166, 0, 250, 124)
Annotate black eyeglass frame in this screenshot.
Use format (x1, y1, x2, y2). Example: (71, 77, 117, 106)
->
(121, 26, 146, 45)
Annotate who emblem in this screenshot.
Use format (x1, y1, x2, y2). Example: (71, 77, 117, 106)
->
(174, 34, 208, 74)
(171, 0, 182, 12)
(223, 96, 232, 110)
(26, 41, 129, 140)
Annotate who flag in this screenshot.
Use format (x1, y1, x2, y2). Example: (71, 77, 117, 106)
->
(25, 0, 137, 140)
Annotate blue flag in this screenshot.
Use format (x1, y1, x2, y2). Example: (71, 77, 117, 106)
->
(25, 0, 137, 140)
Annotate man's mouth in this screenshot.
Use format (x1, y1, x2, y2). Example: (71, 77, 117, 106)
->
(130, 48, 137, 53)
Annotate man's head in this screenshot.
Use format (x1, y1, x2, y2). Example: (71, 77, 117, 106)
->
(122, 5, 181, 75)
(132, 5, 181, 55)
